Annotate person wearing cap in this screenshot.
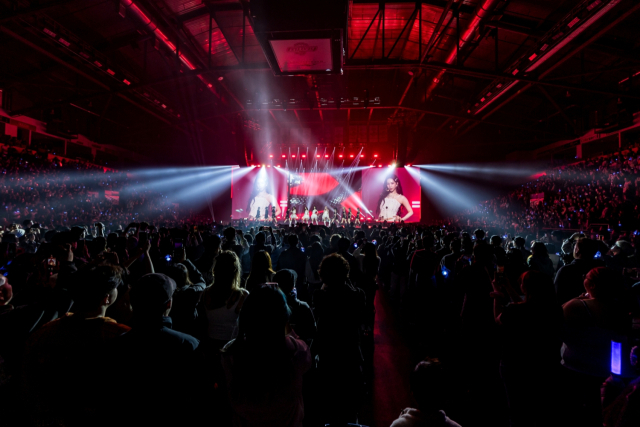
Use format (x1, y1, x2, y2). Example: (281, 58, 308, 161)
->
(107, 273, 200, 427)
(23, 265, 130, 426)
(605, 240, 635, 275)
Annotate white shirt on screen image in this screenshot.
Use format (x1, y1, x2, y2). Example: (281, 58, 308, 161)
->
(379, 197, 402, 220)
(249, 195, 271, 217)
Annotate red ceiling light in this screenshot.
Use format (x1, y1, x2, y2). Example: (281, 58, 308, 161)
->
(325, 154, 329, 158)
(339, 154, 343, 158)
(301, 154, 306, 158)
(350, 154, 354, 158)
(282, 154, 286, 158)
(360, 155, 364, 158)
(378, 165, 382, 168)
(292, 155, 296, 158)
(269, 154, 273, 158)
(373, 154, 378, 158)
(317, 154, 321, 158)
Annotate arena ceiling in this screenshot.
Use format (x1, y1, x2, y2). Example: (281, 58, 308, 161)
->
(1, 0, 639, 163)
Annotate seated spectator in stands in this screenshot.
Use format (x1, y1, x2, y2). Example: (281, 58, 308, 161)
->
(221, 285, 311, 427)
(23, 265, 130, 426)
(527, 241, 555, 278)
(277, 234, 308, 299)
(491, 271, 563, 427)
(193, 234, 221, 286)
(555, 238, 599, 305)
(390, 359, 461, 427)
(245, 250, 276, 292)
(561, 267, 633, 427)
(313, 253, 366, 424)
(202, 250, 247, 349)
(109, 273, 201, 427)
(274, 269, 316, 346)
(164, 255, 206, 336)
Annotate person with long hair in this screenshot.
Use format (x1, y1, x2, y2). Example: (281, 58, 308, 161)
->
(340, 206, 347, 224)
(322, 206, 331, 226)
(247, 173, 281, 220)
(202, 251, 248, 349)
(221, 285, 312, 427)
(289, 207, 297, 227)
(245, 250, 276, 293)
(311, 206, 318, 225)
(301, 206, 310, 225)
(376, 174, 413, 222)
(354, 207, 361, 226)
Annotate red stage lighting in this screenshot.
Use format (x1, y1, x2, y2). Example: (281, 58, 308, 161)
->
(325, 154, 329, 158)
(360, 155, 364, 158)
(282, 154, 286, 158)
(301, 154, 306, 158)
(378, 165, 382, 168)
(277, 165, 281, 168)
(350, 154, 354, 158)
(374, 154, 378, 158)
(317, 154, 321, 158)
(292, 154, 296, 158)
(269, 154, 273, 158)
(339, 154, 343, 158)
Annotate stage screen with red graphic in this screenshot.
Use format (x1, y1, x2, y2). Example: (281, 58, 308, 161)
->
(231, 167, 420, 223)
(231, 167, 288, 219)
(361, 168, 421, 223)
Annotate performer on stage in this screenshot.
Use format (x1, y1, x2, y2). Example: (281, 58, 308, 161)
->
(322, 205, 331, 226)
(290, 207, 297, 227)
(347, 207, 352, 225)
(302, 206, 310, 224)
(247, 174, 281, 219)
(311, 206, 318, 225)
(376, 174, 413, 222)
(264, 206, 269, 222)
(340, 207, 347, 224)
(355, 207, 361, 226)
(271, 205, 277, 225)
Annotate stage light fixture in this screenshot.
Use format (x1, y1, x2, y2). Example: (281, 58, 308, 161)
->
(378, 165, 382, 168)
(292, 155, 296, 158)
(282, 154, 286, 158)
(325, 154, 329, 158)
(374, 154, 378, 158)
(269, 154, 273, 158)
(317, 155, 321, 158)
(360, 155, 364, 158)
(339, 154, 343, 158)
(350, 154, 354, 158)
(301, 154, 306, 158)
(276, 165, 281, 168)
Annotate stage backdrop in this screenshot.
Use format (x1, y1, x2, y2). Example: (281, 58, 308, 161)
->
(361, 168, 421, 223)
(231, 167, 288, 219)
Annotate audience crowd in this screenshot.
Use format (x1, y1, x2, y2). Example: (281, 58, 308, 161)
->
(0, 146, 639, 427)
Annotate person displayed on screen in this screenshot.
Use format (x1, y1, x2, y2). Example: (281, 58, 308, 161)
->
(302, 207, 310, 225)
(247, 174, 281, 220)
(322, 206, 331, 226)
(355, 208, 361, 226)
(289, 207, 297, 227)
(376, 174, 413, 222)
(311, 206, 318, 225)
